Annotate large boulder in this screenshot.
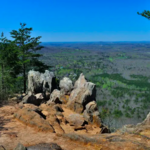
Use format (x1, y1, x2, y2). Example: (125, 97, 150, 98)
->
(46, 114, 64, 134)
(83, 101, 101, 127)
(67, 73, 96, 113)
(59, 77, 73, 95)
(27, 143, 63, 150)
(0, 146, 5, 150)
(27, 70, 56, 98)
(21, 93, 44, 106)
(47, 89, 61, 104)
(141, 112, 150, 125)
(85, 101, 98, 114)
(74, 73, 87, 89)
(66, 114, 86, 127)
(14, 143, 26, 150)
(14, 107, 55, 133)
(14, 143, 63, 150)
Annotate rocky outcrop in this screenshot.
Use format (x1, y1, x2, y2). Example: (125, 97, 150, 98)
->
(59, 77, 73, 95)
(47, 89, 61, 104)
(13, 143, 63, 150)
(67, 73, 96, 114)
(21, 94, 44, 106)
(27, 143, 63, 150)
(66, 114, 86, 127)
(14, 143, 26, 150)
(118, 112, 150, 134)
(74, 73, 87, 89)
(27, 70, 56, 98)
(59, 95, 70, 104)
(141, 112, 150, 125)
(83, 101, 101, 127)
(2, 70, 150, 150)
(14, 107, 55, 133)
(17, 72, 109, 136)
(0, 146, 5, 150)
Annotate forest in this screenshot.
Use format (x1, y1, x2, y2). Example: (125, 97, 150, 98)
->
(39, 41, 150, 130)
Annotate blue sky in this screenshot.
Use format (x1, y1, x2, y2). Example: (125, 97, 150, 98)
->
(0, 0, 150, 42)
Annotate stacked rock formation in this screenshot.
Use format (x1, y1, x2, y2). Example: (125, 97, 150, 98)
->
(15, 70, 110, 135)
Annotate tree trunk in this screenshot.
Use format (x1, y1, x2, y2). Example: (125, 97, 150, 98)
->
(1, 64, 4, 99)
(23, 63, 26, 93)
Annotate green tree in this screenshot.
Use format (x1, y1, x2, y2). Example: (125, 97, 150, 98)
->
(0, 33, 20, 100)
(10, 23, 49, 93)
(137, 10, 150, 20)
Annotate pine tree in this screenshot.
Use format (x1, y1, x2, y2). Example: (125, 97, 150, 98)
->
(10, 23, 49, 93)
(0, 33, 20, 100)
(137, 10, 150, 20)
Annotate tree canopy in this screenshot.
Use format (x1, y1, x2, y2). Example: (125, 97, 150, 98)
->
(137, 10, 150, 20)
(0, 23, 50, 100)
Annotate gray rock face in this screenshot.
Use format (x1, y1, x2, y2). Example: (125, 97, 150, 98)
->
(47, 89, 61, 104)
(27, 143, 62, 150)
(27, 70, 55, 97)
(85, 101, 98, 114)
(142, 112, 150, 125)
(67, 73, 96, 113)
(0, 146, 5, 150)
(59, 77, 73, 95)
(14, 143, 63, 150)
(74, 73, 87, 89)
(137, 112, 150, 126)
(66, 114, 85, 126)
(14, 143, 26, 150)
(83, 101, 101, 127)
(21, 94, 43, 106)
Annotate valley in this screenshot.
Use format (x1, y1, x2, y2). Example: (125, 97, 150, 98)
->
(40, 42, 150, 131)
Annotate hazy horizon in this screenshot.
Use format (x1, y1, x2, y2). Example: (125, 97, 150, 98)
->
(41, 41, 150, 43)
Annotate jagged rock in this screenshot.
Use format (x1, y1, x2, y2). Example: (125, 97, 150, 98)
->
(60, 95, 70, 104)
(21, 94, 43, 106)
(27, 70, 56, 97)
(53, 105, 64, 112)
(38, 104, 65, 133)
(119, 124, 136, 134)
(0, 146, 5, 150)
(66, 114, 86, 126)
(14, 107, 55, 133)
(85, 101, 98, 114)
(47, 90, 61, 104)
(42, 110, 49, 116)
(23, 103, 40, 111)
(92, 111, 102, 127)
(83, 110, 101, 127)
(83, 101, 101, 127)
(67, 73, 96, 113)
(35, 93, 44, 100)
(59, 77, 73, 95)
(141, 112, 150, 125)
(40, 104, 63, 118)
(74, 126, 86, 131)
(74, 73, 87, 89)
(44, 91, 51, 100)
(27, 143, 63, 150)
(83, 109, 92, 122)
(46, 115, 64, 134)
(14, 143, 26, 150)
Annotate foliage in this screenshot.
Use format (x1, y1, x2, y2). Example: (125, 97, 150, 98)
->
(113, 109, 123, 118)
(0, 23, 50, 101)
(0, 33, 20, 100)
(10, 23, 49, 92)
(137, 10, 150, 20)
